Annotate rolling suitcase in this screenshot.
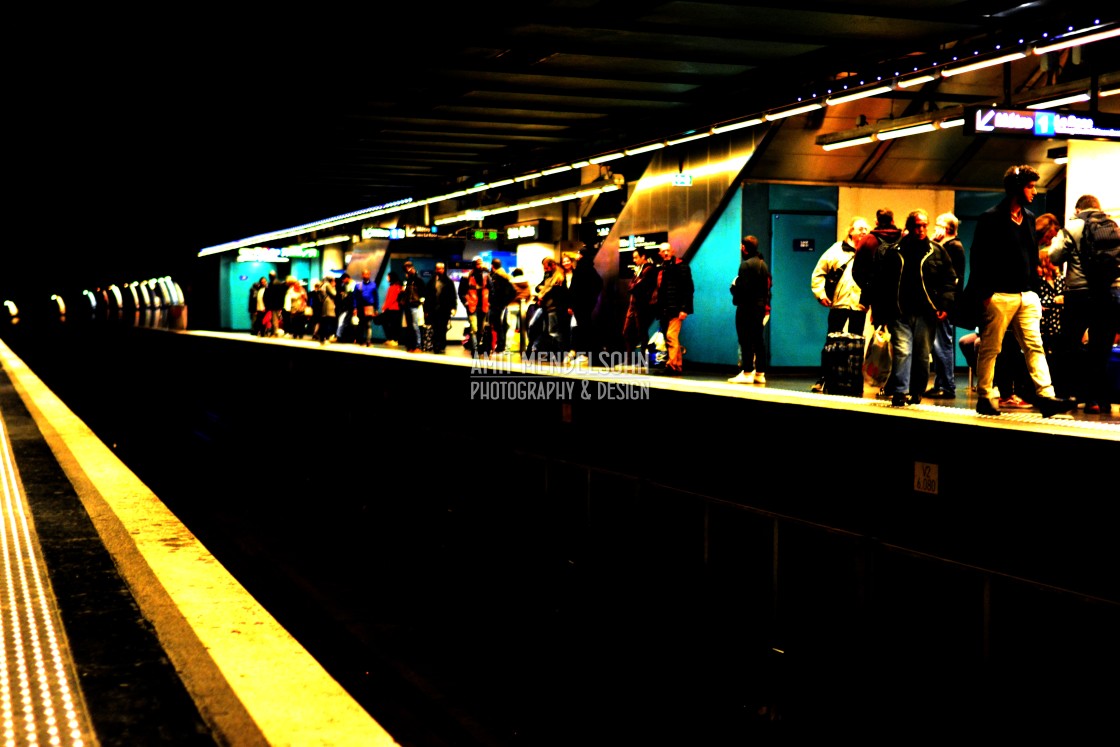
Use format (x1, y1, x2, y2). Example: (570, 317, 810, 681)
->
(822, 331, 865, 396)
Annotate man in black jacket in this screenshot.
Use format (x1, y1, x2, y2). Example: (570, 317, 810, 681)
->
(853, 209, 957, 407)
(425, 262, 459, 353)
(968, 164, 1075, 417)
(653, 242, 694, 375)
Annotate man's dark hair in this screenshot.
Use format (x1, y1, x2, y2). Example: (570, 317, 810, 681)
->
(491, 258, 502, 269)
(875, 208, 894, 227)
(741, 235, 759, 253)
(904, 210, 928, 231)
(1003, 164, 1040, 197)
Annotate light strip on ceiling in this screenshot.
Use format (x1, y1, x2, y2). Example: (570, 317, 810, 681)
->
(825, 85, 893, 106)
(939, 117, 965, 128)
(666, 132, 711, 146)
(821, 135, 876, 151)
(589, 152, 625, 164)
(1033, 26, 1120, 55)
(541, 165, 573, 175)
(514, 172, 543, 182)
(1101, 86, 1120, 98)
(433, 184, 621, 225)
(941, 51, 1027, 77)
(1026, 92, 1091, 109)
(711, 117, 764, 134)
(876, 122, 939, 140)
(624, 142, 666, 155)
(764, 102, 823, 120)
(897, 74, 936, 88)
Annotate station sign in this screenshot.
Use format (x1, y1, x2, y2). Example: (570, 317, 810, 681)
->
(504, 219, 553, 243)
(965, 107, 1120, 140)
(236, 246, 318, 262)
(360, 225, 441, 240)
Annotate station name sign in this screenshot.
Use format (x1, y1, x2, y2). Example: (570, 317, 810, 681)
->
(504, 219, 553, 243)
(237, 246, 319, 262)
(360, 225, 441, 240)
(965, 107, 1119, 140)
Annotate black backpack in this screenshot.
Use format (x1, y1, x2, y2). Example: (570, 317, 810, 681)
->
(1079, 211, 1120, 289)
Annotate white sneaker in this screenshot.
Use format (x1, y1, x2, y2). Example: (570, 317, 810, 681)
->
(727, 371, 754, 384)
(753, 372, 766, 384)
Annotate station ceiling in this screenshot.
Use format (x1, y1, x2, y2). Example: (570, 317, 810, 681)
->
(6, 1, 1119, 295)
(183, 1, 1115, 241)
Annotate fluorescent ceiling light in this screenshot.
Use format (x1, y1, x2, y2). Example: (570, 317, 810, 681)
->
(514, 172, 543, 182)
(897, 74, 936, 88)
(825, 85, 892, 106)
(941, 51, 1027, 77)
(541, 165, 573, 175)
(487, 178, 514, 188)
(822, 135, 876, 151)
(594, 217, 617, 225)
(570, 160, 591, 168)
(589, 152, 625, 164)
(764, 102, 824, 120)
(1033, 27, 1120, 55)
(711, 117, 764, 134)
(666, 132, 711, 146)
(877, 122, 938, 140)
(939, 117, 965, 128)
(1053, 156, 1069, 164)
(624, 142, 666, 155)
(1100, 86, 1120, 98)
(1026, 92, 1091, 109)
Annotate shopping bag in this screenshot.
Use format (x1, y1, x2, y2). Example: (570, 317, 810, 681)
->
(863, 325, 892, 388)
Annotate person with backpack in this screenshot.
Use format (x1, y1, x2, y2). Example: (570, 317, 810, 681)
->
(1048, 194, 1120, 414)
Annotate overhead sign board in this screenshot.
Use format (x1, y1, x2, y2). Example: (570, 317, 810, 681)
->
(504, 219, 552, 243)
(965, 107, 1120, 140)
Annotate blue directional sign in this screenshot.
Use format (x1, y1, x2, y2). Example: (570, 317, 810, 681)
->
(966, 107, 1119, 140)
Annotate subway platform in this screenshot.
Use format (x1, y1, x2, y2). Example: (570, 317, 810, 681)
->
(0, 327, 1117, 744)
(0, 336, 399, 745)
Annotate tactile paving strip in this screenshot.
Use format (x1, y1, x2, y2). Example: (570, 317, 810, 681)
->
(0, 417, 94, 747)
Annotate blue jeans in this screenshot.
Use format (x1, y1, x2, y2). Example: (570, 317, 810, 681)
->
(887, 314, 936, 400)
(404, 306, 424, 349)
(930, 318, 956, 393)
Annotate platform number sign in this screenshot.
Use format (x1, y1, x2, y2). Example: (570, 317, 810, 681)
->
(914, 462, 939, 495)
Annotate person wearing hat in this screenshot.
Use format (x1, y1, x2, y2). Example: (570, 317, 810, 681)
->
(968, 164, 1075, 418)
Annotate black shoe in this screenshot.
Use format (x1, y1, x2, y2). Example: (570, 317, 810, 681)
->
(1037, 397, 1076, 418)
(925, 388, 954, 399)
(908, 394, 922, 406)
(976, 397, 1001, 416)
(891, 394, 908, 407)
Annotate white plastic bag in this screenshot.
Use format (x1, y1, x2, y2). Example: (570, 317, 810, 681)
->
(863, 325, 892, 388)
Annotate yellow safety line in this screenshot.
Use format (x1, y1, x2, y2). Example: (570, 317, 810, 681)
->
(0, 340, 399, 747)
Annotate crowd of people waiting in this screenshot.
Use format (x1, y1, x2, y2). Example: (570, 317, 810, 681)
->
(246, 165, 1117, 417)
